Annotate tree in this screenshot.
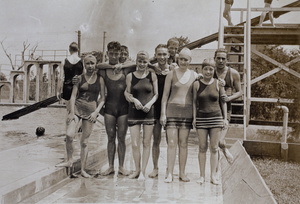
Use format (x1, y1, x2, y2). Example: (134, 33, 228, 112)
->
(0, 72, 7, 81)
(176, 36, 190, 48)
(250, 45, 300, 140)
(0, 39, 38, 70)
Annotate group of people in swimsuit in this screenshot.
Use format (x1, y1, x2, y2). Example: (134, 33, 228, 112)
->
(223, 0, 275, 27)
(57, 37, 242, 185)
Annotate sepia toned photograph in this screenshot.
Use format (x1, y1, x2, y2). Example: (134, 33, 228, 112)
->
(0, 0, 299, 203)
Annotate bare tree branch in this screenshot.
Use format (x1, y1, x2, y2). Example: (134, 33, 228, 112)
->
(1, 39, 15, 70)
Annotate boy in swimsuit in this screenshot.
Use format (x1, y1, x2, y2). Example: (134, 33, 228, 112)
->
(214, 48, 242, 165)
(258, 0, 275, 27)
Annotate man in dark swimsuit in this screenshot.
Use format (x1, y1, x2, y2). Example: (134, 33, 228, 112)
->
(214, 48, 242, 164)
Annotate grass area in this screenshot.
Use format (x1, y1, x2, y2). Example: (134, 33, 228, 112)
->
(253, 158, 300, 204)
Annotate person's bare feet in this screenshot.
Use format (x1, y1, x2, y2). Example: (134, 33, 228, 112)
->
(81, 170, 92, 178)
(211, 176, 221, 185)
(196, 177, 205, 184)
(118, 167, 130, 176)
(223, 148, 234, 164)
(55, 160, 73, 167)
(100, 167, 115, 176)
(164, 173, 173, 183)
(179, 174, 190, 182)
(128, 171, 140, 179)
(137, 172, 146, 181)
(148, 168, 159, 178)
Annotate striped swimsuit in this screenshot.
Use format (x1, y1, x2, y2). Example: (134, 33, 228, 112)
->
(195, 79, 224, 129)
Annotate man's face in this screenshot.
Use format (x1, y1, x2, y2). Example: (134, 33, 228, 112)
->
(168, 42, 179, 57)
(215, 52, 227, 69)
(119, 49, 128, 63)
(155, 48, 169, 66)
(107, 49, 120, 65)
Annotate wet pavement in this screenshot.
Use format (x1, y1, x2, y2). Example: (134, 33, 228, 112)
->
(0, 105, 223, 203)
(34, 133, 223, 203)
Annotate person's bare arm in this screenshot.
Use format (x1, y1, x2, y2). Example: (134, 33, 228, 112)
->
(143, 72, 158, 113)
(160, 71, 173, 127)
(193, 81, 199, 128)
(229, 69, 242, 101)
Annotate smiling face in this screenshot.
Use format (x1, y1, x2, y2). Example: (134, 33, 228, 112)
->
(214, 52, 227, 69)
(178, 48, 191, 69)
(202, 65, 215, 80)
(107, 49, 120, 65)
(119, 48, 129, 63)
(155, 47, 169, 66)
(136, 56, 149, 72)
(167, 41, 179, 57)
(84, 56, 97, 74)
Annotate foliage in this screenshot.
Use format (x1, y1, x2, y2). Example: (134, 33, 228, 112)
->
(0, 72, 7, 81)
(176, 36, 190, 48)
(251, 45, 300, 123)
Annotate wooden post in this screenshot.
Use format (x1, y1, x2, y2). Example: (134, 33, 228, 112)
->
(246, 0, 251, 128)
(102, 31, 106, 62)
(218, 0, 224, 48)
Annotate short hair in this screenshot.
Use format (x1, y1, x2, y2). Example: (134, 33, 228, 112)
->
(155, 44, 168, 52)
(83, 54, 97, 63)
(120, 45, 129, 53)
(214, 48, 228, 58)
(167, 37, 179, 47)
(202, 58, 215, 68)
(69, 42, 79, 53)
(107, 41, 121, 51)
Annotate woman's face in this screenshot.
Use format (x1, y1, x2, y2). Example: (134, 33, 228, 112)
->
(178, 53, 191, 69)
(84, 57, 96, 74)
(136, 57, 149, 72)
(202, 66, 215, 79)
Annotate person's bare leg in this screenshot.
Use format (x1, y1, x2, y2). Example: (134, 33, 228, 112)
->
(138, 125, 154, 181)
(164, 128, 178, 183)
(178, 128, 190, 182)
(223, 3, 233, 26)
(128, 125, 141, 179)
(269, 11, 275, 27)
(149, 121, 162, 178)
(101, 114, 116, 176)
(80, 120, 94, 178)
(116, 115, 130, 175)
(210, 128, 221, 185)
(196, 129, 208, 184)
(219, 122, 233, 164)
(56, 115, 78, 167)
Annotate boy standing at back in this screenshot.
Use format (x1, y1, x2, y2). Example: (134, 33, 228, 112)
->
(148, 44, 171, 178)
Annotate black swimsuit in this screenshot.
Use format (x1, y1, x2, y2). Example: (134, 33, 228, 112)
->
(62, 59, 83, 100)
(103, 70, 129, 118)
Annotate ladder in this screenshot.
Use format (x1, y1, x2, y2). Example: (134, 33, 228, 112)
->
(223, 25, 247, 125)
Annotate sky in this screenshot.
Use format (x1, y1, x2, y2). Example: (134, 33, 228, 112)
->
(0, 0, 299, 76)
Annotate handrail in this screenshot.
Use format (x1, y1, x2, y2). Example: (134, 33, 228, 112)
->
(232, 7, 300, 12)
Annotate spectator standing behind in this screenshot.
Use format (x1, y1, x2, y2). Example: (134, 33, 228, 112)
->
(193, 59, 227, 185)
(66, 55, 105, 178)
(160, 48, 198, 183)
(56, 42, 83, 168)
(119, 45, 129, 63)
(148, 44, 171, 178)
(223, 0, 234, 26)
(213, 48, 242, 168)
(258, 0, 275, 27)
(125, 51, 158, 180)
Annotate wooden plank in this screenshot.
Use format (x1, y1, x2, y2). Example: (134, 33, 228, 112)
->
(232, 7, 300, 12)
(2, 96, 59, 120)
(251, 97, 294, 103)
(251, 58, 300, 90)
(251, 68, 281, 84)
(252, 49, 300, 78)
